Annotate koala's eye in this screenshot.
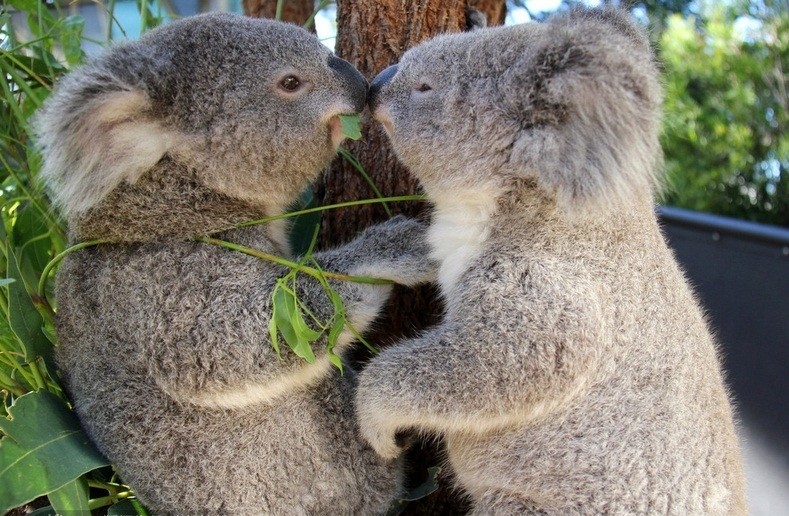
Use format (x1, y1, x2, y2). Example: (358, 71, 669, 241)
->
(279, 75, 302, 92)
(416, 83, 433, 93)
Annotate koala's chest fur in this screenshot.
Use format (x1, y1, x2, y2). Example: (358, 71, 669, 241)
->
(428, 189, 501, 295)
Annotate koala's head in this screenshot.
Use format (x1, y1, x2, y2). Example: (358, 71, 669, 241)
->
(38, 13, 367, 221)
(369, 7, 662, 211)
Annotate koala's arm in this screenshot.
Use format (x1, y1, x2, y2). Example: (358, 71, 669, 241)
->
(355, 266, 605, 458)
(129, 217, 433, 407)
(295, 215, 435, 351)
(310, 215, 436, 287)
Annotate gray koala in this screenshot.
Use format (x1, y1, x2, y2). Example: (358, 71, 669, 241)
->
(358, 7, 746, 515)
(37, 13, 434, 514)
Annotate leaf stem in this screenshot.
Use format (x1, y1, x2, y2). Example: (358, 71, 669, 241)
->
(0, 368, 27, 396)
(234, 194, 425, 228)
(28, 356, 46, 390)
(88, 491, 133, 510)
(37, 238, 110, 299)
(195, 237, 393, 285)
(304, 0, 332, 30)
(338, 148, 393, 217)
(275, 0, 285, 20)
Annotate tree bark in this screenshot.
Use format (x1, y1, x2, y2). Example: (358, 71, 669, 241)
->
(319, 1, 504, 514)
(243, 0, 315, 27)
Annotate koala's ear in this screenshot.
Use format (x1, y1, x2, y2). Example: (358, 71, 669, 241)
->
(37, 82, 175, 219)
(465, 8, 487, 30)
(504, 7, 663, 212)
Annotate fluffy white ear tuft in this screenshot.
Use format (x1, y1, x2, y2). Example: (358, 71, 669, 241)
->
(37, 88, 174, 219)
(503, 7, 663, 213)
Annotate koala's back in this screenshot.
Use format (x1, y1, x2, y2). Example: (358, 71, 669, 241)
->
(54, 234, 396, 513)
(445, 205, 745, 514)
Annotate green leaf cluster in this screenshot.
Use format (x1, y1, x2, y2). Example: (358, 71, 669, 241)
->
(658, 1, 788, 225)
(267, 227, 375, 373)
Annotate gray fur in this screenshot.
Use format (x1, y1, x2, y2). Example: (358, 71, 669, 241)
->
(358, 7, 746, 514)
(38, 13, 435, 513)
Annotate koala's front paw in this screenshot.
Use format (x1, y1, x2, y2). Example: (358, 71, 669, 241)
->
(360, 420, 402, 460)
(351, 216, 437, 286)
(360, 215, 429, 253)
(355, 389, 403, 460)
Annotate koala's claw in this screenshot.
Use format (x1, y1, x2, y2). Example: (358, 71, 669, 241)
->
(362, 426, 402, 460)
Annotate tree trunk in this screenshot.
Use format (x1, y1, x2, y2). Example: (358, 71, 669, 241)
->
(243, 0, 315, 27)
(319, 1, 505, 514)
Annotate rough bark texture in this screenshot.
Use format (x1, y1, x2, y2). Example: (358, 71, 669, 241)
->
(243, 0, 315, 27)
(319, 1, 504, 514)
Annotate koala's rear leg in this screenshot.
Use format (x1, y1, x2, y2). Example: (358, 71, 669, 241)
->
(470, 492, 549, 515)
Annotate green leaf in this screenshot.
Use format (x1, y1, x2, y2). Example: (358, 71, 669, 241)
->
(386, 466, 442, 516)
(0, 391, 110, 514)
(291, 304, 321, 342)
(325, 288, 347, 373)
(338, 114, 362, 140)
(47, 476, 90, 514)
(59, 16, 86, 67)
(272, 287, 316, 363)
(108, 498, 149, 515)
(288, 187, 322, 257)
(12, 202, 53, 287)
(7, 0, 41, 12)
(0, 278, 15, 287)
(267, 314, 281, 360)
(6, 247, 51, 366)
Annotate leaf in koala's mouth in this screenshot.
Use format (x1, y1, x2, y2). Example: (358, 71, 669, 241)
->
(338, 114, 362, 140)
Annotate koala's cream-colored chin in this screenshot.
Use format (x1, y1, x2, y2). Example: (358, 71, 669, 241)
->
(328, 115, 348, 149)
(372, 106, 394, 136)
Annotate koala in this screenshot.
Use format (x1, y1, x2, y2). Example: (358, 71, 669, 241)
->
(358, 7, 746, 515)
(37, 13, 434, 514)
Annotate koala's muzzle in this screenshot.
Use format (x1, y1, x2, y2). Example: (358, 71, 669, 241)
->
(328, 56, 368, 113)
(368, 64, 398, 110)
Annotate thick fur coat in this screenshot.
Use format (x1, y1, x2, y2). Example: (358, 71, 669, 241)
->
(359, 8, 746, 515)
(38, 13, 433, 513)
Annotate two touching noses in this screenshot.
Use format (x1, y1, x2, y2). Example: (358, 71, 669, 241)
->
(328, 54, 399, 114)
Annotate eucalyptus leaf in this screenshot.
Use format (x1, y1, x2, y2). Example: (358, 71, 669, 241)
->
(108, 498, 149, 516)
(326, 315, 345, 373)
(59, 16, 86, 67)
(12, 202, 53, 289)
(338, 114, 362, 140)
(385, 466, 442, 516)
(288, 187, 321, 257)
(6, 247, 51, 366)
(47, 475, 90, 514)
(7, 0, 41, 13)
(0, 391, 109, 514)
(268, 315, 281, 359)
(272, 287, 316, 363)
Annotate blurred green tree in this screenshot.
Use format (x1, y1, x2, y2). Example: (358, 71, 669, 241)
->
(658, 1, 788, 226)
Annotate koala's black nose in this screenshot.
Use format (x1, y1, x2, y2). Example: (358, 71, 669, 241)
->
(368, 64, 398, 110)
(328, 56, 368, 113)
